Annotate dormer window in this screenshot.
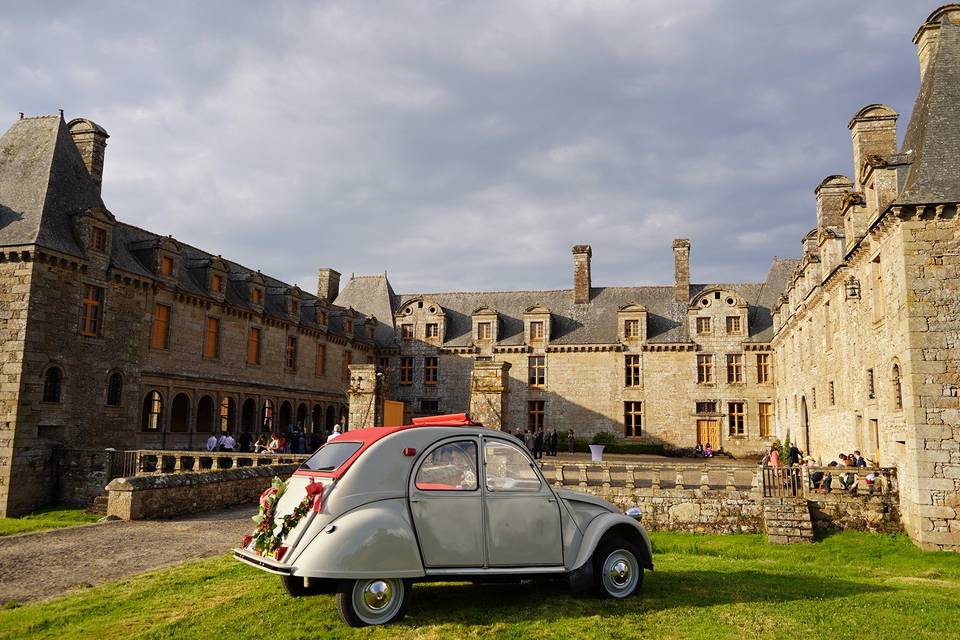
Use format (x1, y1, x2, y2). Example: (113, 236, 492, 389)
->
(696, 317, 712, 335)
(367, 325, 375, 340)
(252, 288, 263, 305)
(477, 322, 492, 340)
(291, 300, 299, 316)
(426, 323, 439, 339)
(726, 316, 742, 335)
(530, 321, 545, 340)
(212, 275, 223, 293)
(401, 324, 414, 340)
(161, 256, 174, 276)
(344, 318, 352, 336)
(625, 319, 640, 338)
(91, 226, 107, 252)
(319, 310, 327, 325)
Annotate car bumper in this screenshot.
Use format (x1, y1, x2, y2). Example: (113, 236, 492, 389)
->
(233, 547, 292, 575)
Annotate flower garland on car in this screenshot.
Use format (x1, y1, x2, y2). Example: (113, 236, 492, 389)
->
(241, 476, 325, 558)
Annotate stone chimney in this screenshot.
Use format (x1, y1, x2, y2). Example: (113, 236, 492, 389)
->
(847, 105, 898, 190)
(317, 268, 341, 303)
(913, 5, 960, 80)
(572, 245, 592, 304)
(67, 118, 109, 194)
(672, 239, 690, 303)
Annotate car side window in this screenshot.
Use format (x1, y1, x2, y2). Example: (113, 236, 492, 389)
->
(484, 441, 541, 492)
(415, 441, 478, 491)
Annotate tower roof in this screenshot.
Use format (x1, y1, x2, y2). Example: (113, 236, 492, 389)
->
(896, 15, 960, 205)
(0, 115, 102, 256)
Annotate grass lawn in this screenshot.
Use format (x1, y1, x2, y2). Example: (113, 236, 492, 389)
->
(1, 531, 959, 639)
(0, 508, 100, 537)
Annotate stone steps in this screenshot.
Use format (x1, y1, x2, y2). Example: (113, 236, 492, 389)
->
(762, 497, 813, 544)
(86, 493, 108, 515)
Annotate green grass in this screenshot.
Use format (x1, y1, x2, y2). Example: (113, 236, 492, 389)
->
(2, 531, 959, 639)
(0, 508, 100, 537)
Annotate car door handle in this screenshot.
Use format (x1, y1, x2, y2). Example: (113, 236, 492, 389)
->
(546, 498, 556, 503)
(410, 497, 421, 503)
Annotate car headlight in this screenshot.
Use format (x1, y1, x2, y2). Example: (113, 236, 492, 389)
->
(625, 507, 642, 521)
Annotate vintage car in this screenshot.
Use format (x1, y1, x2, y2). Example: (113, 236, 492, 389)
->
(234, 414, 653, 627)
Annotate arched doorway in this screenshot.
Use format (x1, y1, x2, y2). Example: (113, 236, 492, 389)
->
(170, 393, 190, 433)
(296, 403, 308, 430)
(241, 398, 257, 433)
(220, 396, 236, 433)
(800, 396, 810, 455)
(261, 399, 274, 432)
(325, 406, 336, 433)
(141, 390, 162, 431)
(197, 395, 216, 435)
(278, 401, 293, 432)
(312, 405, 323, 433)
(340, 406, 348, 430)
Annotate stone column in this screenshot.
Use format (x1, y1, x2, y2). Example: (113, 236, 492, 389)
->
(347, 364, 378, 429)
(469, 361, 511, 430)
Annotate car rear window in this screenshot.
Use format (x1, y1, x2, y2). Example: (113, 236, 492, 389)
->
(300, 441, 363, 472)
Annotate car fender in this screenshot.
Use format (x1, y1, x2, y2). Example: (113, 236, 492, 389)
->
(291, 497, 426, 579)
(569, 512, 654, 572)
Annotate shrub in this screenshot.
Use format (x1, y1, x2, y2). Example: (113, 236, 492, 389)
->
(591, 431, 618, 445)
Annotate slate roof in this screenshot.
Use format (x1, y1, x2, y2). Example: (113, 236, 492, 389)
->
(0, 115, 102, 257)
(337, 259, 796, 348)
(0, 114, 375, 346)
(896, 15, 960, 206)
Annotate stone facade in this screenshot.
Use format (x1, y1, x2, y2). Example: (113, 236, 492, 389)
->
(0, 115, 370, 517)
(340, 243, 787, 458)
(772, 6, 960, 550)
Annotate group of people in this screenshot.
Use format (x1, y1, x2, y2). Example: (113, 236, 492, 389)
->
(762, 443, 876, 494)
(204, 418, 347, 455)
(693, 442, 714, 458)
(512, 427, 574, 458)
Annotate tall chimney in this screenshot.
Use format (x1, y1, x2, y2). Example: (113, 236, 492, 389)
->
(673, 239, 690, 303)
(317, 268, 341, 303)
(913, 6, 960, 80)
(847, 105, 898, 190)
(572, 245, 592, 304)
(67, 118, 109, 194)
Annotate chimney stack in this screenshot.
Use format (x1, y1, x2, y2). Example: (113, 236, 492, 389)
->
(572, 245, 592, 304)
(67, 118, 109, 194)
(913, 6, 960, 81)
(317, 268, 341, 303)
(673, 239, 691, 303)
(847, 105, 898, 190)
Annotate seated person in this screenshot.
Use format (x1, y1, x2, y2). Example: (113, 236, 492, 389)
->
(694, 443, 704, 457)
(704, 443, 714, 458)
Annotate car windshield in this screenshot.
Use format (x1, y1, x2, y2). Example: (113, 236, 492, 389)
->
(300, 441, 363, 472)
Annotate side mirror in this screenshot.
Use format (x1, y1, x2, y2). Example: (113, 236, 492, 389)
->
(625, 507, 642, 521)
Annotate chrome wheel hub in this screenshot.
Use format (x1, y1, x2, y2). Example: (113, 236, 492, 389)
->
(362, 580, 392, 610)
(609, 559, 631, 587)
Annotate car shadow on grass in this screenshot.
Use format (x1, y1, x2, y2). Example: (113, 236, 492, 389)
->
(400, 569, 889, 626)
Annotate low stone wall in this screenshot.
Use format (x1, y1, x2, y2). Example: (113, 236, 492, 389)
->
(105, 464, 298, 520)
(591, 486, 763, 533)
(807, 491, 902, 533)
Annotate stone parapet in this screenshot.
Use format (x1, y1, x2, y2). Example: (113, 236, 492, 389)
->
(105, 463, 298, 520)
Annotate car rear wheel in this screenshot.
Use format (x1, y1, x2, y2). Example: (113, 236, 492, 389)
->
(336, 578, 409, 627)
(280, 575, 336, 597)
(593, 537, 643, 599)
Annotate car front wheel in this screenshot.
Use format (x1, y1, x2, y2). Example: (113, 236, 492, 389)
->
(593, 538, 643, 599)
(336, 578, 409, 627)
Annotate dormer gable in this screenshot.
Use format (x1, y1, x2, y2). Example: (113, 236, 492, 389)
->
(129, 235, 182, 284)
(395, 296, 446, 343)
(71, 206, 115, 258)
(617, 303, 648, 343)
(186, 255, 229, 301)
(471, 306, 499, 344)
(523, 304, 551, 345)
(689, 288, 749, 338)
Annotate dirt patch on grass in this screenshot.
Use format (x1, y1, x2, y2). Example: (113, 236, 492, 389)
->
(0, 506, 256, 606)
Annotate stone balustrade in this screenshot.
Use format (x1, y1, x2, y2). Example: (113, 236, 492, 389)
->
(537, 461, 761, 492)
(132, 450, 310, 475)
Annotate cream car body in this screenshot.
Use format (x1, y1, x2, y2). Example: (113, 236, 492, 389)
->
(234, 415, 653, 626)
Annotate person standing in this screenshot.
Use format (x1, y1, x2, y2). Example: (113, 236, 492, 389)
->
(567, 429, 576, 454)
(549, 429, 558, 457)
(533, 429, 544, 460)
(523, 429, 534, 451)
(328, 424, 343, 442)
(206, 432, 218, 452)
(768, 445, 780, 467)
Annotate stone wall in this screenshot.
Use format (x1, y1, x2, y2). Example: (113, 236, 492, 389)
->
(598, 486, 762, 534)
(53, 448, 115, 508)
(105, 463, 298, 520)
(807, 490, 902, 534)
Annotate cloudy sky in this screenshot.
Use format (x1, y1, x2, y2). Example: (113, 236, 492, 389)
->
(1, 1, 932, 294)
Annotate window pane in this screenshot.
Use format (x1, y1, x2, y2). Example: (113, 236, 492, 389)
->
(301, 442, 363, 472)
(415, 441, 478, 491)
(484, 441, 540, 492)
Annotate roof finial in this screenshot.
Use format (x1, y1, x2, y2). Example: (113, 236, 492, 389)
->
(18, 112, 23, 119)
(58, 109, 64, 119)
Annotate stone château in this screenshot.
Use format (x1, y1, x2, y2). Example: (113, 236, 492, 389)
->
(0, 5, 956, 551)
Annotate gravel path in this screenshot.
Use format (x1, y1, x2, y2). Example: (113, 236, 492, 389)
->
(0, 506, 257, 605)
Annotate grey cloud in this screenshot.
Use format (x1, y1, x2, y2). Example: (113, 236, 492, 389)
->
(0, 0, 930, 293)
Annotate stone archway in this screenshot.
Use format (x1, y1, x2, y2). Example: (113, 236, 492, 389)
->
(296, 402, 308, 430)
(241, 398, 257, 433)
(325, 406, 336, 433)
(197, 395, 216, 435)
(312, 404, 323, 433)
(279, 401, 293, 432)
(170, 393, 190, 433)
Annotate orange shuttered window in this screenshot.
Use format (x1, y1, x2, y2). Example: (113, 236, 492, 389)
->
(151, 304, 170, 349)
(247, 327, 261, 365)
(81, 285, 104, 336)
(203, 317, 220, 358)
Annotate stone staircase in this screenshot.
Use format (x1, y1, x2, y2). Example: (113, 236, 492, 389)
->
(762, 497, 814, 544)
